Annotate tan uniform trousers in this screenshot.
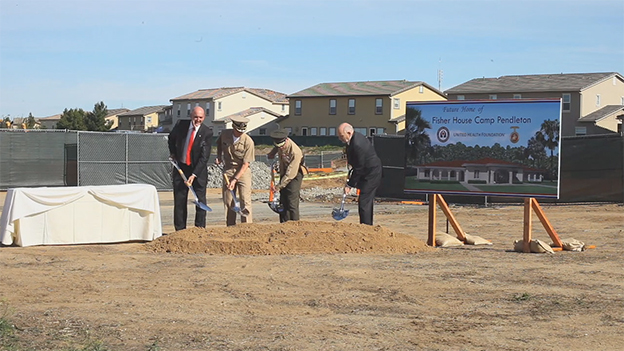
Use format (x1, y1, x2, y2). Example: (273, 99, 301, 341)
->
(222, 167, 252, 226)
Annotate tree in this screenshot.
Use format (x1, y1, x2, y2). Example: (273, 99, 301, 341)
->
(85, 101, 111, 131)
(57, 108, 87, 130)
(25, 113, 37, 129)
(535, 119, 560, 178)
(405, 107, 432, 165)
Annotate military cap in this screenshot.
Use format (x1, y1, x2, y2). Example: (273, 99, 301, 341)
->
(230, 115, 249, 132)
(270, 129, 289, 141)
(230, 116, 250, 124)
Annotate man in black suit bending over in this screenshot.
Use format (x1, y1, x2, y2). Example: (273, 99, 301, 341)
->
(337, 122, 382, 225)
(168, 106, 213, 230)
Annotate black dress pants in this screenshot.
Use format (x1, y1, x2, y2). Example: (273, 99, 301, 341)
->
(279, 172, 303, 223)
(357, 167, 382, 225)
(172, 163, 207, 230)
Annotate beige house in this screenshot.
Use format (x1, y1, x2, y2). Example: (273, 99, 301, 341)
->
(104, 108, 131, 130)
(168, 87, 289, 135)
(282, 80, 447, 137)
(38, 114, 62, 129)
(117, 105, 168, 132)
(445, 72, 624, 136)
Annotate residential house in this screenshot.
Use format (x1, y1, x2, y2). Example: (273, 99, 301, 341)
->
(169, 87, 289, 136)
(117, 105, 168, 132)
(38, 114, 62, 129)
(104, 108, 131, 130)
(445, 72, 624, 136)
(282, 80, 447, 137)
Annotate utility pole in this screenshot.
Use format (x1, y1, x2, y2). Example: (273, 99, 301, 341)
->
(437, 57, 444, 91)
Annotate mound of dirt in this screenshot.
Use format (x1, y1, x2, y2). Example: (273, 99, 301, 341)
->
(146, 221, 433, 255)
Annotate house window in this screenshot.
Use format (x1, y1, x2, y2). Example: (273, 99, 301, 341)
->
(369, 128, 376, 137)
(177, 104, 181, 116)
(474, 170, 480, 179)
(329, 127, 336, 136)
(596, 94, 601, 107)
(348, 99, 356, 114)
(375, 98, 383, 114)
(301, 127, 308, 136)
(205, 102, 210, 116)
(285, 127, 292, 135)
(513, 94, 522, 99)
(354, 127, 366, 135)
(575, 126, 587, 136)
(424, 170, 430, 177)
(295, 100, 302, 115)
(457, 95, 465, 100)
(489, 94, 497, 100)
(281, 104, 285, 112)
(329, 99, 336, 115)
(195, 102, 199, 107)
(218, 102, 222, 111)
(621, 96, 624, 105)
(376, 127, 384, 135)
(419, 85, 424, 93)
(310, 127, 317, 136)
(320, 127, 327, 135)
(259, 128, 266, 135)
(187, 103, 191, 116)
(562, 94, 571, 112)
(393, 98, 400, 109)
(147, 117, 152, 124)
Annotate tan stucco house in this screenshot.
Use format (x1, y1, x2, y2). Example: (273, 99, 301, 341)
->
(117, 105, 168, 132)
(104, 108, 131, 130)
(445, 72, 624, 136)
(281, 80, 447, 137)
(168, 87, 289, 136)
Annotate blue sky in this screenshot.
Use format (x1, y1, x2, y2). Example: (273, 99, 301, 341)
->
(1, 0, 623, 119)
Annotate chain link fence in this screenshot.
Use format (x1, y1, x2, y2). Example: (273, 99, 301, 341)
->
(0, 130, 344, 191)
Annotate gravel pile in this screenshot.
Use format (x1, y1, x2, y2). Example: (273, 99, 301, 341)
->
(205, 161, 343, 203)
(206, 161, 272, 189)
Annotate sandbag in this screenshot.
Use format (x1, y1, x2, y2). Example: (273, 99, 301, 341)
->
(557, 238, 585, 252)
(513, 239, 555, 254)
(464, 233, 492, 246)
(435, 233, 464, 247)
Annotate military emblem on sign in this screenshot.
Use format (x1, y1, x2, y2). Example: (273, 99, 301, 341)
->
(436, 127, 450, 143)
(510, 126, 520, 144)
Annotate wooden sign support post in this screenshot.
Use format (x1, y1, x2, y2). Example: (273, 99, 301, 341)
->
(523, 198, 563, 253)
(427, 194, 466, 247)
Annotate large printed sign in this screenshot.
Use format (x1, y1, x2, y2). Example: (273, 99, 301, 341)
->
(404, 99, 561, 198)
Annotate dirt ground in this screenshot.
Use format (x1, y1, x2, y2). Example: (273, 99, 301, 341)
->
(0, 179, 623, 351)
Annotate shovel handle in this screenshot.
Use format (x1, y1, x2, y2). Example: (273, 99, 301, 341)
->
(169, 159, 206, 208)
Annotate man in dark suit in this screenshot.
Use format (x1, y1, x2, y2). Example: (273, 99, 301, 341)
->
(168, 106, 213, 230)
(337, 122, 382, 225)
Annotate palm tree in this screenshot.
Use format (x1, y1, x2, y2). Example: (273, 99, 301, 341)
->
(535, 119, 559, 178)
(405, 107, 431, 165)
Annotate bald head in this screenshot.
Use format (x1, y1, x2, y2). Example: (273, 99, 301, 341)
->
(337, 123, 354, 144)
(191, 106, 206, 127)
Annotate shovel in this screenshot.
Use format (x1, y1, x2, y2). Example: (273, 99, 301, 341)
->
(169, 158, 212, 212)
(218, 165, 249, 217)
(332, 193, 350, 220)
(268, 161, 284, 213)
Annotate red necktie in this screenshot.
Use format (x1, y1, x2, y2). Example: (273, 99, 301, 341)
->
(185, 127, 195, 166)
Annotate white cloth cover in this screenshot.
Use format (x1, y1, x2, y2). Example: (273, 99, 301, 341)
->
(0, 184, 162, 247)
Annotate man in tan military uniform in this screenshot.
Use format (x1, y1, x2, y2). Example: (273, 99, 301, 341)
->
(267, 129, 306, 222)
(215, 115, 255, 226)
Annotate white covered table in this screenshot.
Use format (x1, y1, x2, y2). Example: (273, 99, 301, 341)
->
(0, 184, 162, 247)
